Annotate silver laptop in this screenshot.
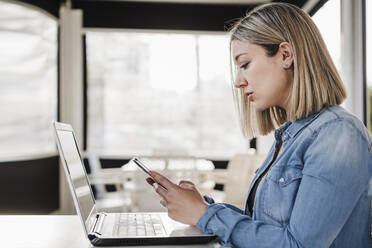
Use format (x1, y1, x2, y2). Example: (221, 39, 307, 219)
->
(53, 121, 216, 246)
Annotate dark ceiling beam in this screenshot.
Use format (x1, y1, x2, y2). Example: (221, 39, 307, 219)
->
(308, 0, 329, 16)
(10, 0, 324, 30)
(72, 0, 310, 31)
(72, 1, 255, 31)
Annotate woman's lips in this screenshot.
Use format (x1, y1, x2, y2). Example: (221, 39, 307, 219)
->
(245, 92, 254, 101)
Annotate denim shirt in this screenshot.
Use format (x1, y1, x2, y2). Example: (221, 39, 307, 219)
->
(198, 105, 372, 247)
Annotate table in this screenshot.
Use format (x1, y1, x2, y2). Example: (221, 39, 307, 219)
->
(0, 215, 221, 248)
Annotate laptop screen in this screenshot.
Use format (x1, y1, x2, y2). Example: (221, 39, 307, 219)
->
(56, 129, 95, 228)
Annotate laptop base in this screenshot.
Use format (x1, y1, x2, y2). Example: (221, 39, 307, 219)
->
(90, 235, 217, 246)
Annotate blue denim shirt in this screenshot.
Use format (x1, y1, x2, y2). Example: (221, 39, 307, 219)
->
(198, 105, 372, 247)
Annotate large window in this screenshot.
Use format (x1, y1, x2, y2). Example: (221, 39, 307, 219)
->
(86, 31, 247, 158)
(0, 1, 58, 159)
(312, 0, 341, 71)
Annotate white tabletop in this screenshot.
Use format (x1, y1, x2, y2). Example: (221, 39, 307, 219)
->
(0, 215, 221, 248)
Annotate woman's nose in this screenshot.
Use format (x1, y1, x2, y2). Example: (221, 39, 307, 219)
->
(234, 73, 248, 88)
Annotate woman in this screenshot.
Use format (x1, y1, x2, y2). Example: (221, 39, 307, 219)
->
(147, 3, 372, 247)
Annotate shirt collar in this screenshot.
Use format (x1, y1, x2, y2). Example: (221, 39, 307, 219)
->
(277, 107, 326, 140)
(274, 121, 291, 142)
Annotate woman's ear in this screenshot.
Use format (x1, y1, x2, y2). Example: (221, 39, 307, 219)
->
(279, 42, 294, 69)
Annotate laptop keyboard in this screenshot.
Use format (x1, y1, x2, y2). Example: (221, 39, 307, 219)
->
(115, 213, 166, 237)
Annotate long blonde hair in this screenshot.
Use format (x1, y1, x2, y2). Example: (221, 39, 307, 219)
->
(230, 3, 346, 138)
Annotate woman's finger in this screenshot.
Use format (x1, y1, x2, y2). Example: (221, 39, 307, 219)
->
(179, 181, 194, 190)
(160, 199, 167, 207)
(147, 177, 167, 191)
(146, 177, 155, 186)
(153, 182, 169, 200)
(178, 180, 194, 186)
(150, 171, 176, 190)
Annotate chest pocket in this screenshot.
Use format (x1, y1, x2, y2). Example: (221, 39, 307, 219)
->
(261, 165, 303, 225)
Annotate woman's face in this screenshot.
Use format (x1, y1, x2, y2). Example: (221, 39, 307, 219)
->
(232, 40, 293, 112)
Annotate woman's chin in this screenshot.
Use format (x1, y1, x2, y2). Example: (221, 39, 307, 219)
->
(252, 102, 267, 112)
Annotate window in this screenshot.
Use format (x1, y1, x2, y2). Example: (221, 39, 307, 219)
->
(0, 1, 58, 159)
(312, 0, 341, 71)
(86, 31, 247, 158)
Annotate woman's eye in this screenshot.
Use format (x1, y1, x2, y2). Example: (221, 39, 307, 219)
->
(240, 62, 249, 69)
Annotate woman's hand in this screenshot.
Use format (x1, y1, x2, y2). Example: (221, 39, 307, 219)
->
(146, 171, 208, 226)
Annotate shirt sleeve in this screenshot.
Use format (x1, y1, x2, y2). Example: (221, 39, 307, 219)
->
(203, 195, 244, 214)
(197, 120, 371, 247)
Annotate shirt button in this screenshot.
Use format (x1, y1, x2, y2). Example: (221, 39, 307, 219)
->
(279, 178, 285, 183)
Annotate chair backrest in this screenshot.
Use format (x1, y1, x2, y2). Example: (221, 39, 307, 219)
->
(224, 153, 265, 209)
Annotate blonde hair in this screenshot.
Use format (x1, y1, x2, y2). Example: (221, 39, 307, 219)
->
(229, 3, 346, 138)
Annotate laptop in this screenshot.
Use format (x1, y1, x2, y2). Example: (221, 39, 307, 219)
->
(53, 121, 216, 246)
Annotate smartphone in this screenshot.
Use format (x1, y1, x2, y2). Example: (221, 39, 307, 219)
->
(131, 157, 167, 190)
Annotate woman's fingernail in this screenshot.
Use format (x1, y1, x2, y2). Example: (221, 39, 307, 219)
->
(153, 183, 159, 189)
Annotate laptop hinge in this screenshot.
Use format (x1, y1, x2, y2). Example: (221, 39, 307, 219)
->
(89, 212, 107, 236)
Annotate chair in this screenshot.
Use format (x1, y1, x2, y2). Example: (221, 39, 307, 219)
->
(85, 152, 132, 212)
(211, 153, 265, 209)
